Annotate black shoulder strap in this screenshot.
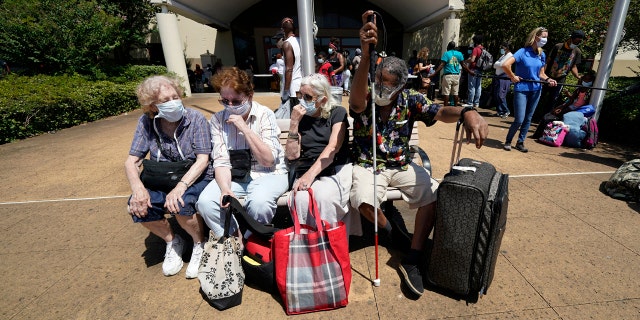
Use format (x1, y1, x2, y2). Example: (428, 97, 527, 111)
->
(151, 119, 179, 162)
(222, 195, 279, 239)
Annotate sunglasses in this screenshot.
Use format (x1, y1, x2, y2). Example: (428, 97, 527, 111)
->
(296, 93, 316, 103)
(218, 98, 247, 107)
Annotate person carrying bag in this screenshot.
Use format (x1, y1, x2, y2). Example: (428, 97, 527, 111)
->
(197, 196, 245, 310)
(273, 188, 351, 315)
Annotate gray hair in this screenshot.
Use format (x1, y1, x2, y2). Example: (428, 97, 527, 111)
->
(300, 73, 338, 119)
(136, 75, 184, 117)
(376, 56, 408, 87)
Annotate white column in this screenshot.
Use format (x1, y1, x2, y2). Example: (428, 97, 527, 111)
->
(156, 10, 192, 96)
(591, 0, 630, 121)
(297, 0, 315, 76)
(441, 12, 460, 56)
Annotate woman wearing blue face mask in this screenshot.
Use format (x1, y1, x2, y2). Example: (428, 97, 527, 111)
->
(125, 75, 213, 279)
(197, 67, 288, 238)
(285, 73, 352, 224)
(501, 27, 557, 152)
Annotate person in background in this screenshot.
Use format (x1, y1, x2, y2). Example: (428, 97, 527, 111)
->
(125, 75, 213, 279)
(196, 67, 288, 239)
(350, 10, 489, 298)
(491, 42, 514, 118)
(540, 30, 585, 115)
(414, 47, 433, 94)
(464, 34, 485, 108)
(0, 58, 10, 76)
(285, 73, 352, 224)
(352, 48, 362, 72)
(327, 39, 345, 87)
(429, 41, 465, 106)
(342, 49, 352, 96)
(407, 49, 418, 75)
(316, 51, 337, 86)
(501, 27, 557, 153)
(280, 17, 302, 108)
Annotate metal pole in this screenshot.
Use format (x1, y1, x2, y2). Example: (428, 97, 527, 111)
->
(297, 0, 315, 76)
(590, 0, 630, 122)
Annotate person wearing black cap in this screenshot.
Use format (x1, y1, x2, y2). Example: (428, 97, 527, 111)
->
(540, 29, 585, 115)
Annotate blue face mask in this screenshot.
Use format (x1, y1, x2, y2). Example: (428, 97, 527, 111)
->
(301, 99, 317, 115)
(582, 81, 593, 87)
(500, 49, 505, 55)
(155, 99, 185, 122)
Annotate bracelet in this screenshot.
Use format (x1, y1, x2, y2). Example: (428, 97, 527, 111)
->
(459, 106, 477, 123)
(179, 180, 189, 188)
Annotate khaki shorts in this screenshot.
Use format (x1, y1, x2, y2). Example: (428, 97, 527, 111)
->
(441, 74, 460, 96)
(350, 163, 439, 210)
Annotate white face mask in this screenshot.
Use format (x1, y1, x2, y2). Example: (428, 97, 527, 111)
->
(537, 37, 548, 47)
(317, 58, 324, 64)
(582, 81, 593, 87)
(301, 99, 317, 115)
(328, 48, 334, 55)
(373, 82, 401, 106)
(155, 99, 185, 122)
(569, 44, 578, 49)
(224, 100, 251, 115)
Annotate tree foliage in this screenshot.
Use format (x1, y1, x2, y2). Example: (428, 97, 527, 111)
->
(461, 0, 634, 65)
(0, 0, 156, 75)
(621, 0, 640, 62)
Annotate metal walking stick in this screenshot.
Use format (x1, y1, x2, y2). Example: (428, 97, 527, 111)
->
(367, 12, 381, 287)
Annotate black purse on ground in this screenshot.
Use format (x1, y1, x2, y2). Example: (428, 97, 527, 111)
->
(229, 149, 252, 181)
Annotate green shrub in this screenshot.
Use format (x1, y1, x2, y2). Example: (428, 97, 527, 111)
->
(0, 74, 139, 143)
(598, 77, 640, 147)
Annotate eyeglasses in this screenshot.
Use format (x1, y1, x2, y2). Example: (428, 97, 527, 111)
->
(218, 98, 247, 107)
(296, 93, 317, 103)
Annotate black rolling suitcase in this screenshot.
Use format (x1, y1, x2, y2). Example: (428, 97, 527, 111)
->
(426, 121, 509, 301)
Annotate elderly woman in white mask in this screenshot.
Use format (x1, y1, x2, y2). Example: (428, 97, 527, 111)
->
(285, 73, 352, 225)
(197, 67, 288, 238)
(125, 75, 213, 279)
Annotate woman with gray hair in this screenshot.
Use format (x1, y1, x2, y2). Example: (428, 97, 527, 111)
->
(124, 75, 213, 279)
(285, 73, 352, 224)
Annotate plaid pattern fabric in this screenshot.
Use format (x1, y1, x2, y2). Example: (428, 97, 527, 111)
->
(274, 189, 351, 315)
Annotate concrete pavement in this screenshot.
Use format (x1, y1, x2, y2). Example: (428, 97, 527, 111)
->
(1, 92, 639, 319)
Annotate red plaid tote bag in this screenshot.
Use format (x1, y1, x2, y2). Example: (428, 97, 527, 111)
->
(273, 188, 351, 314)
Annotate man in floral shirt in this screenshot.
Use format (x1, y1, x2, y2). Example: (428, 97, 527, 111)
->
(350, 10, 489, 298)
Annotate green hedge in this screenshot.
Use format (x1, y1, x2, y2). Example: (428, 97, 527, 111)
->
(598, 77, 640, 147)
(0, 65, 168, 144)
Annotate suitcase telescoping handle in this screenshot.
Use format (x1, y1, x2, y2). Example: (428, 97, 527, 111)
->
(449, 121, 465, 170)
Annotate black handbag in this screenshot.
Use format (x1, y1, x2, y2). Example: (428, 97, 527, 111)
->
(139, 125, 194, 193)
(229, 149, 252, 181)
(140, 159, 194, 193)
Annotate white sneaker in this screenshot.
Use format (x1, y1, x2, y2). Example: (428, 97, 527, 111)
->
(162, 234, 184, 276)
(185, 242, 205, 279)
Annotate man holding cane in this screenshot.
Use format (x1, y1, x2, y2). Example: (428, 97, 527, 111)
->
(348, 10, 489, 297)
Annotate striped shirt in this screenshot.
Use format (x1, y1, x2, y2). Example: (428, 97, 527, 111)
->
(210, 101, 287, 176)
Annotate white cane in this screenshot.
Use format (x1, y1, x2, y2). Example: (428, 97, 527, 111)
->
(366, 12, 381, 287)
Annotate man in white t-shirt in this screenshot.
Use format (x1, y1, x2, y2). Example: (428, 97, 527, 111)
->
(280, 17, 302, 108)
